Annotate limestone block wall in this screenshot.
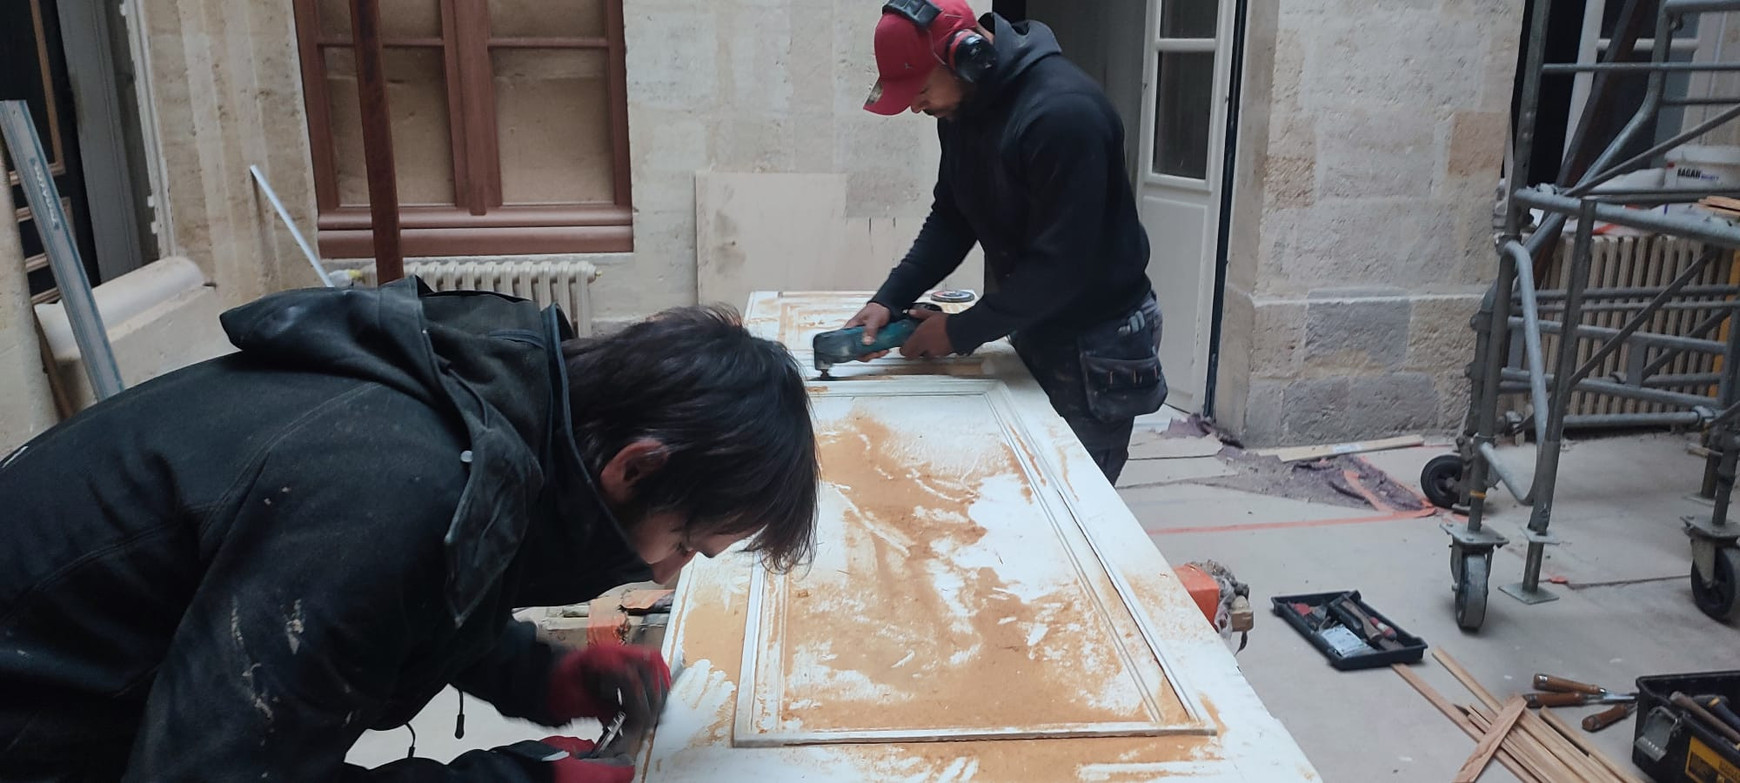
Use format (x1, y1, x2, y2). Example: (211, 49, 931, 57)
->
(1216, 0, 1520, 446)
(582, 0, 952, 327)
(0, 175, 60, 456)
(135, 0, 325, 305)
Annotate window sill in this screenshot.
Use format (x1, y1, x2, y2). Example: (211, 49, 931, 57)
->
(315, 205, 633, 257)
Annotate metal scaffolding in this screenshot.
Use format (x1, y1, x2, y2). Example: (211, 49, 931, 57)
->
(1425, 0, 1740, 630)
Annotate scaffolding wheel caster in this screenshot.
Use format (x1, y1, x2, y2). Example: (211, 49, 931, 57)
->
(1452, 547, 1490, 631)
(1422, 454, 1465, 510)
(1691, 547, 1740, 623)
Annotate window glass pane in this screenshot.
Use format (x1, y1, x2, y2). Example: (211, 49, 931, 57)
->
(490, 0, 606, 39)
(318, 0, 442, 40)
(493, 49, 615, 204)
(324, 47, 456, 206)
(1159, 0, 1217, 39)
(1153, 51, 1214, 179)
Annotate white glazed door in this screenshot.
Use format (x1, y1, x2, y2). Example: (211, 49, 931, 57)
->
(1136, 0, 1236, 412)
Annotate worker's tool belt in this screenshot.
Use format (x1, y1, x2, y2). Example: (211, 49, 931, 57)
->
(1076, 293, 1167, 424)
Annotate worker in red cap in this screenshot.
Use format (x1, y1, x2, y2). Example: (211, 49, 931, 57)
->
(843, 0, 1165, 483)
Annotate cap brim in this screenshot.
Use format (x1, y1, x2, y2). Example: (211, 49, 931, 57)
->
(864, 76, 924, 116)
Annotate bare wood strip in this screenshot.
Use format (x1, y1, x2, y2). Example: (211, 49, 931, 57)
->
(1540, 708, 1644, 783)
(1253, 435, 1425, 463)
(1461, 706, 1554, 783)
(1469, 703, 1615, 783)
(1391, 665, 1541, 783)
(1455, 697, 1528, 782)
(1438, 651, 1629, 783)
(1434, 649, 1500, 709)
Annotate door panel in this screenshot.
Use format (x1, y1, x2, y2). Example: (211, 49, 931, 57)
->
(736, 389, 1195, 746)
(1142, 192, 1208, 411)
(634, 293, 1319, 782)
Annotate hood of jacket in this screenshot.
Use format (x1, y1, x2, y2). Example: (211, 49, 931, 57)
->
(218, 277, 651, 625)
(959, 13, 1062, 119)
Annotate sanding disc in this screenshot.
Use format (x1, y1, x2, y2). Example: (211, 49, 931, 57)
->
(930, 289, 976, 304)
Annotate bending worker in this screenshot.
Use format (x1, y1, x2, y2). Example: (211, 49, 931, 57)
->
(0, 280, 819, 781)
(845, 0, 1166, 482)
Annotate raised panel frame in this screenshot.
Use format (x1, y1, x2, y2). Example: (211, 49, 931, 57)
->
(732, 378, 1211, 747)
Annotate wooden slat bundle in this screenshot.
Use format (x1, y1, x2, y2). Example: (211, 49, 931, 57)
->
(1392, 650, 1643, 783)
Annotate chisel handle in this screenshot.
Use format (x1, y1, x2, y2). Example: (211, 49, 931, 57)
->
(1673, 692, 1740, 746)
(1534, 674, 1604, 695)
(1525, 691, 1588, 708)
(1697, 695, 1740, 736)
(1582, 704, 1635, 732)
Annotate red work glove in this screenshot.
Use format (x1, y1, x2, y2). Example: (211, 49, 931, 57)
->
(547, 644, 672, 736)
(537, 737, 634, 783)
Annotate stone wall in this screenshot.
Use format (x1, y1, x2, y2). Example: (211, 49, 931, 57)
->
(0, 176, 61, 456)
(583, 0, 952, 327)
(136, 0, 325, 305)
(1216, 0, 1519, 445)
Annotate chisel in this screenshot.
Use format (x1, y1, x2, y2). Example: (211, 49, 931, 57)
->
(1524, 691, 1635, 708)
(1533, 673, 1618, 697)
(1582, 703, 1636, 733)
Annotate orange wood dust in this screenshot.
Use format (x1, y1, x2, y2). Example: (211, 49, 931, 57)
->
(775, 408, 1152, 733)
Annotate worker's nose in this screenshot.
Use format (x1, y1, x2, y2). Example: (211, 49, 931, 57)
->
(651, 549, 698, 582)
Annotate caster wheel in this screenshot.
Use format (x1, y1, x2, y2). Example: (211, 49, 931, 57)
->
(1455, 552, 1490, 631)
(1422, 454, 1465, 510)
(1691, 547, 1740, 622)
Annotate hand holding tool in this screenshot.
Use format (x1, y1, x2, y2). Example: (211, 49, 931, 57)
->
(536, 736, 635, 783)
(813, 303, 942, 377)
(546, 644, 673, 742)
(1582, 703, 1636, 732)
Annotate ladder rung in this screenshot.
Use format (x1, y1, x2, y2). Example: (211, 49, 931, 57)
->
(24, 253, 48, 272)
(29, 288, 60, 305)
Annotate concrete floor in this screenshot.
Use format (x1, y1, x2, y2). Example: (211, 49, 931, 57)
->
(1123, 415, 1740, 781)
(349, 415, 1740, 780)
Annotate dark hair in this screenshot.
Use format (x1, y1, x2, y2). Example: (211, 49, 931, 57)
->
(562, 305, 818, 572)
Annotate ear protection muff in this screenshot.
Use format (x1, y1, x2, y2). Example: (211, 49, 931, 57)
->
(882, 0, 999, 84)
(942, 28, 996, 84)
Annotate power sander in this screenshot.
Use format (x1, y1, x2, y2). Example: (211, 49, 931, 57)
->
(811, 302, 941, 378)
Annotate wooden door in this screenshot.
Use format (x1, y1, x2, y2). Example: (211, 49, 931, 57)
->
(634, 294, 1317, 782)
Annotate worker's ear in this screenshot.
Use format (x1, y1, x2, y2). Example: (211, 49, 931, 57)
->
(599, 438, 668, 504)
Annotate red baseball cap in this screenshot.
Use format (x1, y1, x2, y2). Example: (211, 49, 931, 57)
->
(864, 0, 980, 116)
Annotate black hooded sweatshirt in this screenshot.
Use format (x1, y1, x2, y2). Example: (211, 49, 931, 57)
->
(870, 14, 1153, 354)
(0, 278, 652, 781)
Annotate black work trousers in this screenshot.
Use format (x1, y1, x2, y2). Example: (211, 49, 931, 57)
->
(1011, 292, 1167, 484)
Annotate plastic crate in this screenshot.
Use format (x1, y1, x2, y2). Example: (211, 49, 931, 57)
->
(1632, 670, 1740, 783)
(1270, 590, 1427, 671)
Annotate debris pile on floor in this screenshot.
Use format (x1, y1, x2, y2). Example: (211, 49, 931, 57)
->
(1122, 415, 1429, 513)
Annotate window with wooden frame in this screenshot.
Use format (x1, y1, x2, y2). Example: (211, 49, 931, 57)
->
(291, 0, 631, 258)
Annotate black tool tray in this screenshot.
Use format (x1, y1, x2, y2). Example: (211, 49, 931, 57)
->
(1270, 590, 1428, 671)
(1631, 669, 1740, 782)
